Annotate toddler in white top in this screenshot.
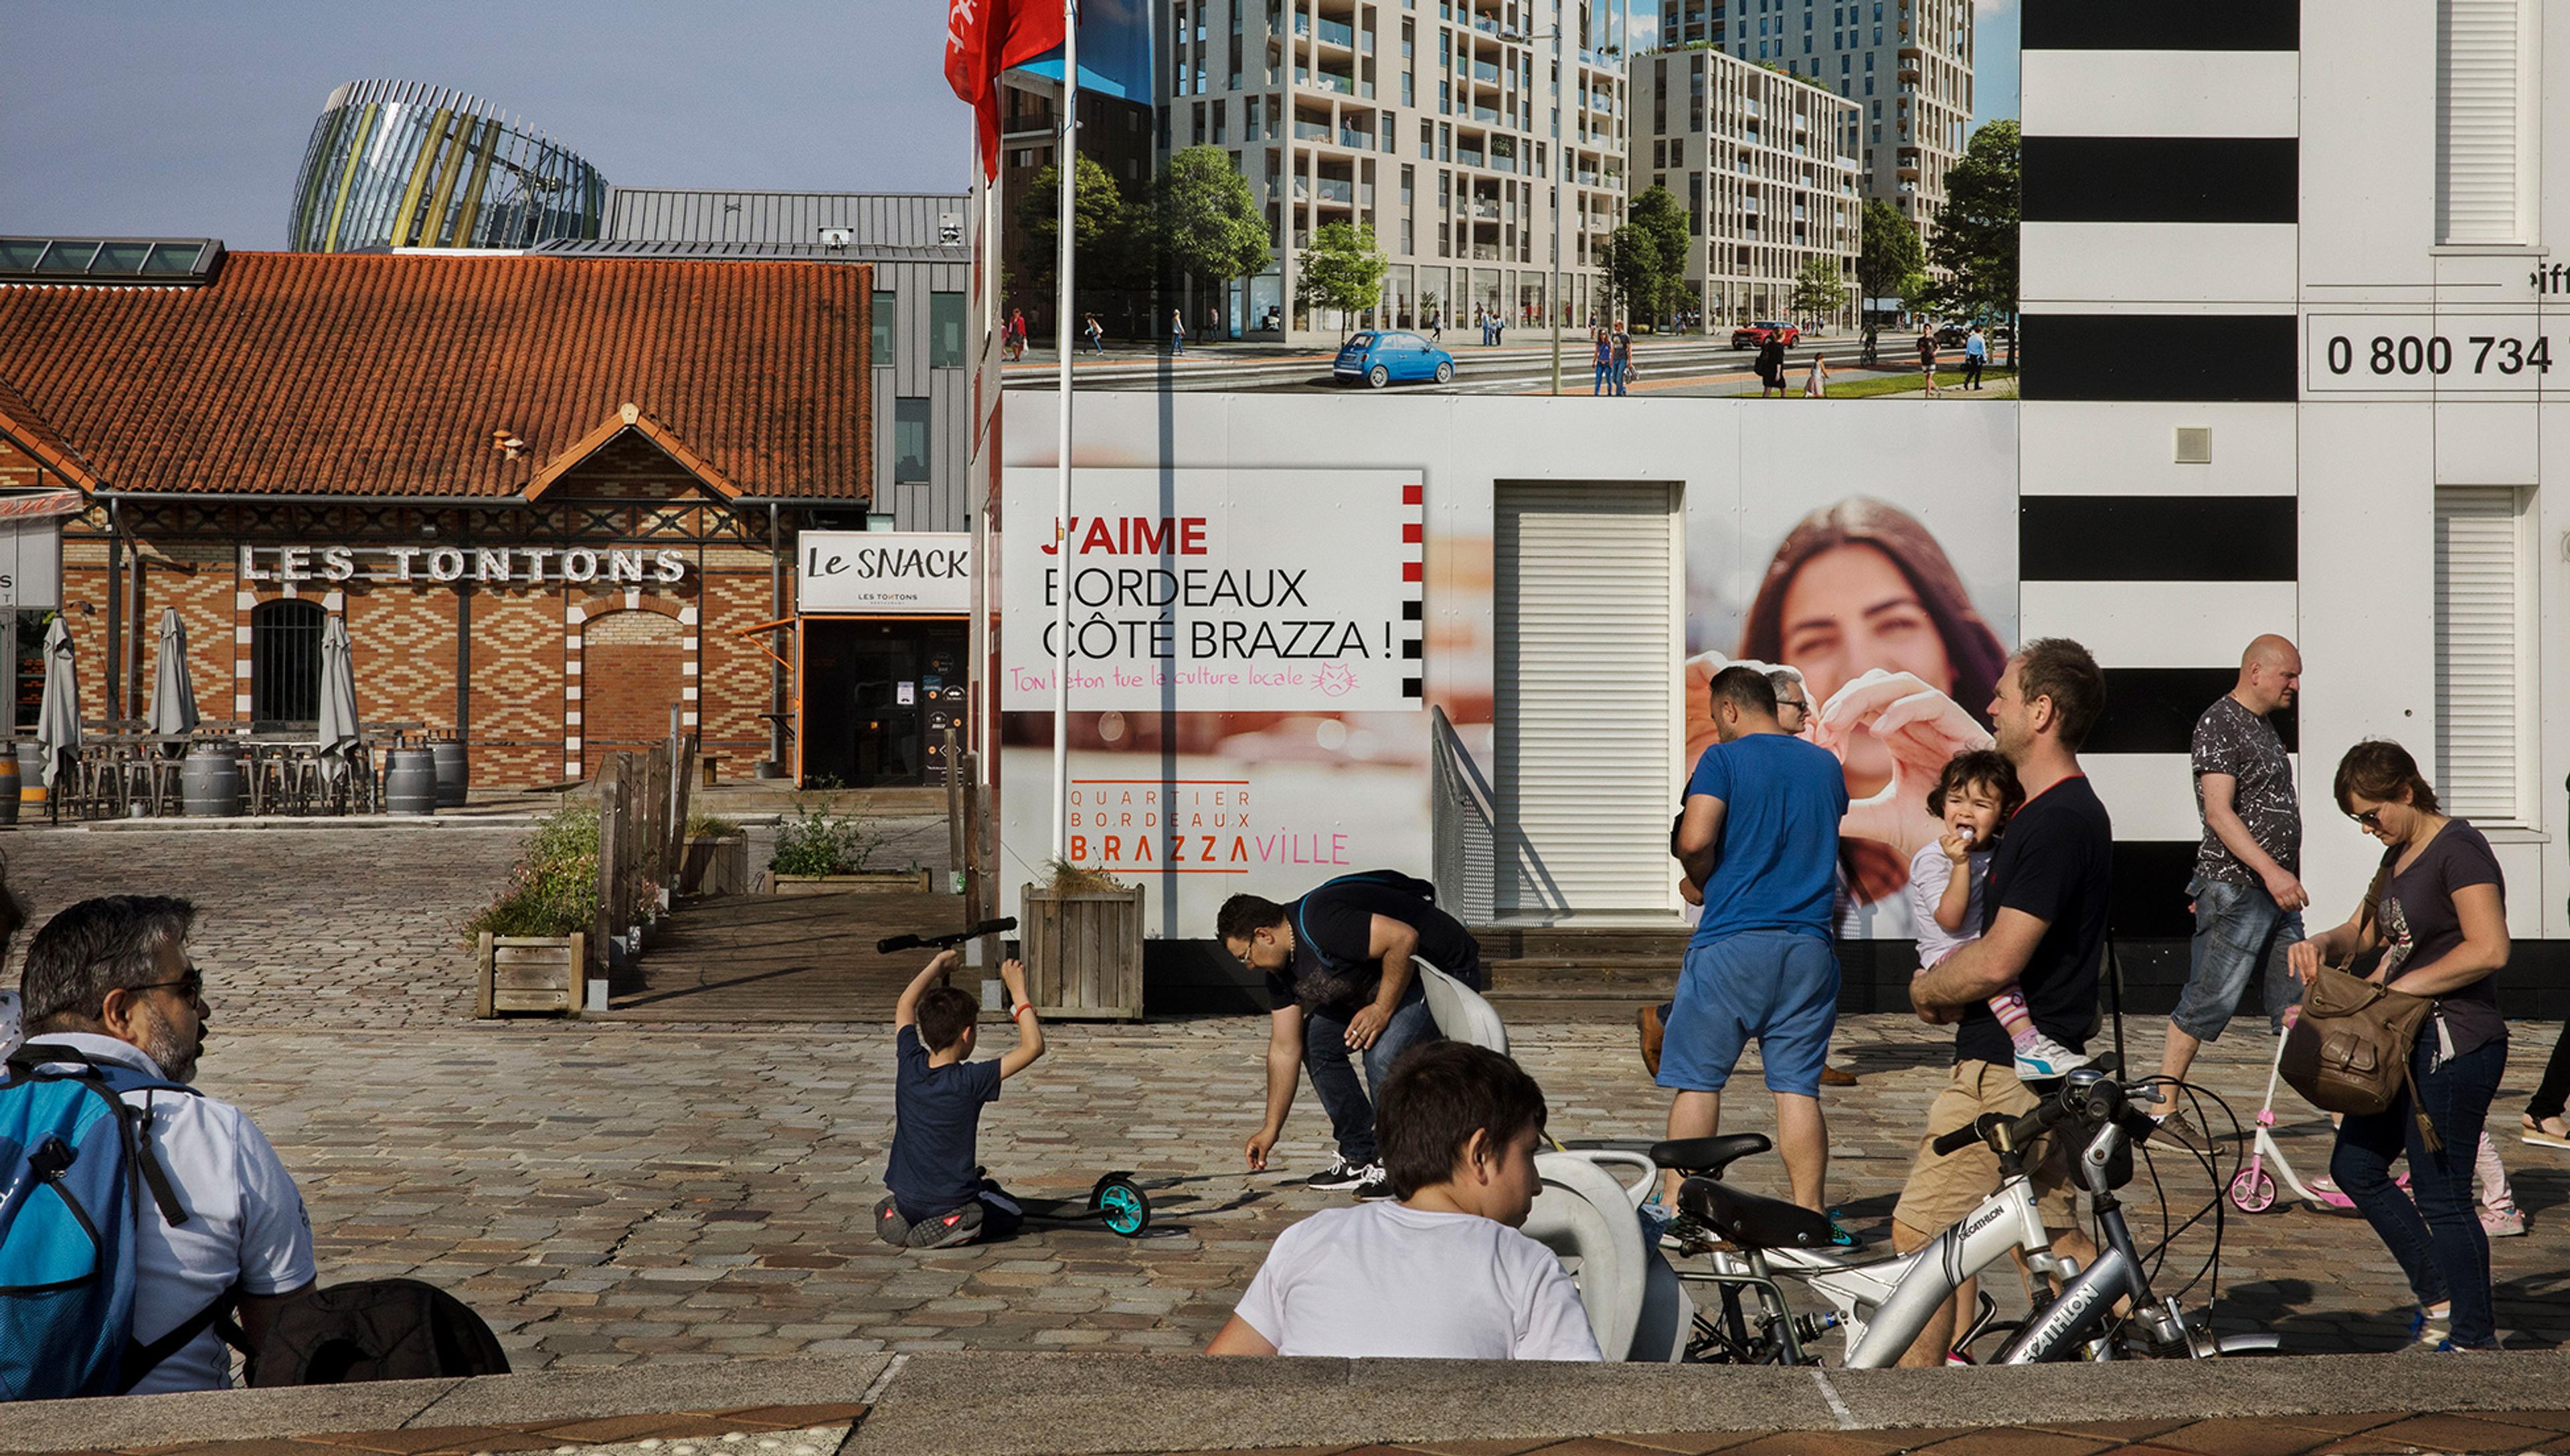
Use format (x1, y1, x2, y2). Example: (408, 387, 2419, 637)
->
(1208, 1041, 1603, 1362)
(1909, 749, 2089, 1081)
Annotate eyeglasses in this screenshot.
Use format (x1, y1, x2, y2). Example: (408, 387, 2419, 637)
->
(130, 966, 205, 1007)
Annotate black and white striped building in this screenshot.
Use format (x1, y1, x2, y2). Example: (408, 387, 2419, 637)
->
(2023, 0, 2567, 1011)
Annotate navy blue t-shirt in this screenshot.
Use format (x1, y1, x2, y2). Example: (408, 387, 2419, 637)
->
(1685, 732, 1849, 945)
(887, 1024, 1003, 1221)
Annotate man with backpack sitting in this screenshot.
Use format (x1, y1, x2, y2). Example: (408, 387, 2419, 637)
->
(5, 896, 315, 1397)
(1219, 871, 1484, 1202)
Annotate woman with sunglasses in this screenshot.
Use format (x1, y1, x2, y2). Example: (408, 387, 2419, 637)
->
(2285, 740, 2511, 1351)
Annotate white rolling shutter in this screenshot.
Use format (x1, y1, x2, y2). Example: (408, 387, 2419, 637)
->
(1493, 481, 1679, 919)
(2437, 0, 2531, 245)
(2433, 487, 2533, 824)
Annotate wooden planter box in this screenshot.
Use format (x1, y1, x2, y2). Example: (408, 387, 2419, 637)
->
(772, 869, 934, 895)
(681, 834, 748, 896)
(1022, 882, 1144, 1021)
(476, 933, 586, 1017)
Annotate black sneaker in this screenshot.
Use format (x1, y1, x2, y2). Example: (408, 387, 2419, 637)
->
(904, 1200, 985, 1249)
(873, 1195, 912, 1247)
(1351, 1164, 1393, 1200)
(1304, 1155, 1372, 1191)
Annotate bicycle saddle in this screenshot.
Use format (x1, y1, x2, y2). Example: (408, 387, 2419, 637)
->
(1678, 1175, 1838, 1251)
(1648, 1133, 1771, 1175)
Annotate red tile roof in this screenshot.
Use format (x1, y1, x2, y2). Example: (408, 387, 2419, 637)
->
(0, 251, 871, 501)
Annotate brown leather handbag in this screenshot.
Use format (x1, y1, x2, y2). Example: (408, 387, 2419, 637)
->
(2278, 966, 2444, 1151)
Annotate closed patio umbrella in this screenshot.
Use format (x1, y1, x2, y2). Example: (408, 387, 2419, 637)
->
(315, 614, 359, 784)
(34, 615, 78, 790)
(145, 608, 199, 747)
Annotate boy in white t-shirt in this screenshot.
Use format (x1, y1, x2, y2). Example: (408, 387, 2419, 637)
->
(1207, 1041, 1604, 1361)
(1909, 750, 2090, 1081)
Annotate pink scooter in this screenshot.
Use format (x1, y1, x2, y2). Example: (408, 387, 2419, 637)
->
(2227, 1007, 2405, 1213)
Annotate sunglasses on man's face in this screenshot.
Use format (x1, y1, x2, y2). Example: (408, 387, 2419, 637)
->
(130, 965, 206, 1007)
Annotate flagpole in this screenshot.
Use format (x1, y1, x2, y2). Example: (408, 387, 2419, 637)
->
(1049, 0, 1078, 864)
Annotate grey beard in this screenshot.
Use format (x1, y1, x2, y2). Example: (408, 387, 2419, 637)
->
(141, 1010, 201, 1084)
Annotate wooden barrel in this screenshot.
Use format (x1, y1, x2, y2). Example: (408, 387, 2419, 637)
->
(429, 741, 469, 808)
(0, 751, 19, 824)
(181, 745, 245, 818)
(15, 741, 44, 810)
(384, 747, 437, 815)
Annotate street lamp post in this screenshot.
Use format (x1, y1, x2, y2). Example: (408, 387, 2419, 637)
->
(1506, 19, 1568, 395)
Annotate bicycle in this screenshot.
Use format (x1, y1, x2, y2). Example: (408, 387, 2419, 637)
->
(1664, 1065, 2278, 1366)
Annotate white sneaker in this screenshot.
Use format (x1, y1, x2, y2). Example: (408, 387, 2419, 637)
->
(2012, 1033, 2093, 1081)
(1351, 1163, 1393, 1200)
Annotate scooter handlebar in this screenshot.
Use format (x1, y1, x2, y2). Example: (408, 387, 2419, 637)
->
(877, 917, 1018, 955)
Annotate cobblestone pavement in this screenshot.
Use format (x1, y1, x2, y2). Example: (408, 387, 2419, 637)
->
(1, 818, 952, 1028)
(169, 1013, 2570, 1372)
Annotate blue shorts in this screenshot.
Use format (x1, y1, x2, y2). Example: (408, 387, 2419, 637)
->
(1656, 929, 1840, 1097)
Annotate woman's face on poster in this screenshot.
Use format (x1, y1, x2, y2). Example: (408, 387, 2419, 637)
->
(1776, 542, 1956, 787)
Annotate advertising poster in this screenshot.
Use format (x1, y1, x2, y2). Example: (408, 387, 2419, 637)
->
(1001, 395, 2016, 941)
(1000, 467, 1436, 934)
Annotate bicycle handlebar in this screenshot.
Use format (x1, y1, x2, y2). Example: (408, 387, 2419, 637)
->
(1929, 1079, 2110, 1160)
(877, 917, 1017, 954)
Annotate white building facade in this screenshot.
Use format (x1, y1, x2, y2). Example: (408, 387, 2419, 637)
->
(1171, 0, 1637, 338)
(1631, 46, 1860, 329)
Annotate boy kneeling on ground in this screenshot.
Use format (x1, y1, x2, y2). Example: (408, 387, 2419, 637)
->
(1207, 1042, 1602, 1360)
(877, 949, 1045, 1250)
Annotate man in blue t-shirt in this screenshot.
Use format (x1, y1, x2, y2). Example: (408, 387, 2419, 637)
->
(1663, 665, 1849, 1212)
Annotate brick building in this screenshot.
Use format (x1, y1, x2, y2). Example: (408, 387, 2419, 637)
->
(0, 243, 876, 787)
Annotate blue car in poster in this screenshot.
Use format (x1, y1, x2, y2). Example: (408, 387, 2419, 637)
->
(1333, 331, 1456, 388)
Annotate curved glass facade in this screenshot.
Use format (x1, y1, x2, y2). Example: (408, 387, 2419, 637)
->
(287, 80, 608, 252)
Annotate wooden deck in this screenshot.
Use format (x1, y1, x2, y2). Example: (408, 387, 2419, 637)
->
(605, 887, 970, 1022)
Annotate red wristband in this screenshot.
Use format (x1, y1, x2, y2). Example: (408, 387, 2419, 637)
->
(1012, 1002, 1035, 1020)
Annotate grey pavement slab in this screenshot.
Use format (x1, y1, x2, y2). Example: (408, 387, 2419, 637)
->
(410, 1351, 890, 1426)
(0, 1376, 460, 1453)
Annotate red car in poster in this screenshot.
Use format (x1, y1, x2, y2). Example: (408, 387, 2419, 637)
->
(1731, 321, 1801, 349)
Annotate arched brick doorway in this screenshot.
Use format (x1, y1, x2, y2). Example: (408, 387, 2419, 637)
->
(582, 609, 683, 776)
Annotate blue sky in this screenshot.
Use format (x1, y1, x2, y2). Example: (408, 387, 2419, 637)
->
(1, 0, 2015, 252)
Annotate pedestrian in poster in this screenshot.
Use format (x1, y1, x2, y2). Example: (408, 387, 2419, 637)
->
(1171, 308, 1187, 356)
(1917, 325, 1940, 396)
(1963, 326, 1988, 390)
(1755, 333, 1786, 397)
(1427, 307, 1442, 343)
(1803, 351, 1830, 397)
(1084, 312, 1106, 355)
(1005, 306, 1027, 362)
(1612, 322, 1633, 397)
(1591, 325, 1614, 395)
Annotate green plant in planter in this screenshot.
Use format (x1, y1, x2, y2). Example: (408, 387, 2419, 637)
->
(770, 794, 886, 876)
(687, 811, 742, 839)
(468, 801, 602, 939)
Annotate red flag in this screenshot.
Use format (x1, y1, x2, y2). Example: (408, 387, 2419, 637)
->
(946, 0, 1072, 181)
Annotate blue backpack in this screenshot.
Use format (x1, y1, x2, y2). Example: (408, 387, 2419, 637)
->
(0, 1043, 206, 1401)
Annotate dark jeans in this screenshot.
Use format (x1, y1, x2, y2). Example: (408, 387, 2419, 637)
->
(2529, 1022, 2570, 1122)
(1302, 979, 1438, 1164)
(2332, 1031, 2507, 1347)
(1962, 357, 1984, 387)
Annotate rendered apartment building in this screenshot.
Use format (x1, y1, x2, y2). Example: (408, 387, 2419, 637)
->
(1658, 0, 1972, 232)
(1630, 46, 1860, 327)
(1167, 0, 1636, 339)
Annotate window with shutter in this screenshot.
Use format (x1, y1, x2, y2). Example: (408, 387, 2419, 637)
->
(2437, 0, 2534, 245)
(2433, 487, 2534, 824)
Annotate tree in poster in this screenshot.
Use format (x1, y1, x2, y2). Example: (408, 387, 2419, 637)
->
(1790, 257, 1849, 327)
(1623, 185, 1691, 329)
(1294, 221, 1389, 337)
(1150, 147, 1272, 321)
(1926, 120, 2020, 360)
(1015, 153, 1134, 323)
(1857, 199, 1925, 316)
